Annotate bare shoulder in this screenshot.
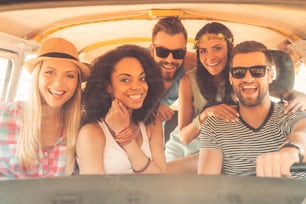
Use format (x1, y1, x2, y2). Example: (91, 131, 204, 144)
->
(179, 73, 192, 94)
(76, 122, 105, 167)
(78, 122, 105, 142)
(180, 72, 191, 84)
(145, 120, 163, 139)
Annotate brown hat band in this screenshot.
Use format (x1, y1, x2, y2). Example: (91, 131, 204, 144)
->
(40, 52, 78, 61)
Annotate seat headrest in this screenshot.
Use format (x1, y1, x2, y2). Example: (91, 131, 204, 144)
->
(269, 50, 295, 96)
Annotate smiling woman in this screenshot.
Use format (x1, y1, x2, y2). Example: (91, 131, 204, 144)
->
(77, 44, 165, 175)
(0, 0, 306, 203)
(0, 37, 90, 179)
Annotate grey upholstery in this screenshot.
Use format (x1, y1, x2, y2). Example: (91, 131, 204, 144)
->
(269, 50, 295, 99)
(1, 174, 306, 204)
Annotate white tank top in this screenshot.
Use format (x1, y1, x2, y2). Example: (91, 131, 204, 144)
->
(100, 120, 152, 174)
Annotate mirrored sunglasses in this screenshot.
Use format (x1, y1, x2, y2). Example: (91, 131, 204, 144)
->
(155, 46, 186, 59)
(230, 65, 270, 79)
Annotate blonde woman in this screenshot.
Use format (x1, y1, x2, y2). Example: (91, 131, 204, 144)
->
(0, 38, 90, 178)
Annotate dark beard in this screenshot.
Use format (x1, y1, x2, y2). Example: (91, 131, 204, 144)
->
(164, 76, 174, 82)
(158, 61, 180, 81)
(236, 89, 266, 107)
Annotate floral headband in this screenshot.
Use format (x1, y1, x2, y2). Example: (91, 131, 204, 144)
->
(193, 33, 234, 49)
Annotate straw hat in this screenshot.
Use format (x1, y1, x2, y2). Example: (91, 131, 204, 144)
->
(25, 37, 90, 81)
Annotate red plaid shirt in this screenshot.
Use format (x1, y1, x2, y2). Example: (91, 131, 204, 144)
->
(0, 102, 68, 179)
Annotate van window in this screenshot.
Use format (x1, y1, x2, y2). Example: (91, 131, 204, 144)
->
(15, 68, 31, 101)
(0, 57, 12, 102)
(15, 54, 35, 101)
(295, 63, 306, 94)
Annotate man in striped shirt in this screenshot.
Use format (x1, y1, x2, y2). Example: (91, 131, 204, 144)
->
(198, 40, 306, 178)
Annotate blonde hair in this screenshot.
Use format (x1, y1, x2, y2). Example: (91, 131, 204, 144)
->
(16, 61, 82, 175)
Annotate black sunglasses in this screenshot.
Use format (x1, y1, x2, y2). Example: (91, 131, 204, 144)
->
(230, 65, 270, 79)
(154, 46, 186, 59)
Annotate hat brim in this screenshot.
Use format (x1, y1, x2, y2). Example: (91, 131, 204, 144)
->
(25, 56, 90, 82)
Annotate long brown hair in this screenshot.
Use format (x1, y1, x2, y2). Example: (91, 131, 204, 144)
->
(194, 22, 235, 106)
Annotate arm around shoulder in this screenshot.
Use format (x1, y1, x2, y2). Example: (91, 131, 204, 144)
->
(178, 73, 201, 144)
(276, 90, 306, 113)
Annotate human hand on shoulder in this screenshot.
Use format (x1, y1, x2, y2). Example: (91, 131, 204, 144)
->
(201, 104, 239, 123)
(156, 104, 174, 122)
(282, 90, 306, 114)
(284, 98, 306, 114)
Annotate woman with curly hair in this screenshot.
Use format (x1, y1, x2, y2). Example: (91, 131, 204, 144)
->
(77, 44, 166, 174)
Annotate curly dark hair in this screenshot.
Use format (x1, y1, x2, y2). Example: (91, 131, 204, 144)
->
(81, 44, 164, 125)
(194, 22, 235, 105)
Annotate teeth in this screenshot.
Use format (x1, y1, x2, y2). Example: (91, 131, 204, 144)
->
(242, 85, 256, 89)
(50, 90, 64, 95)
(242, 86, 257, 92)
(129, 94, 142, 99)
(207, 62, 219, 66)
(162, 64, 175, 69)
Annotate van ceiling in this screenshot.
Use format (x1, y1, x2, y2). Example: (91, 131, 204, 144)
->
(0, 0, 305, 62)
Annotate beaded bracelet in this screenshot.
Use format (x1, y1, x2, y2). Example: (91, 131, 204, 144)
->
(133, 157, 151, 173)
(114, 127, 134, 146)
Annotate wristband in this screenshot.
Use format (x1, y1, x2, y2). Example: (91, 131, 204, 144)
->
(115, 127, 134, 146)
(132, 157, 151, 173)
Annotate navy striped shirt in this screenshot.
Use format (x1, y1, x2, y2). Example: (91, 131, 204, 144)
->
(200, 102, 306, 177)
